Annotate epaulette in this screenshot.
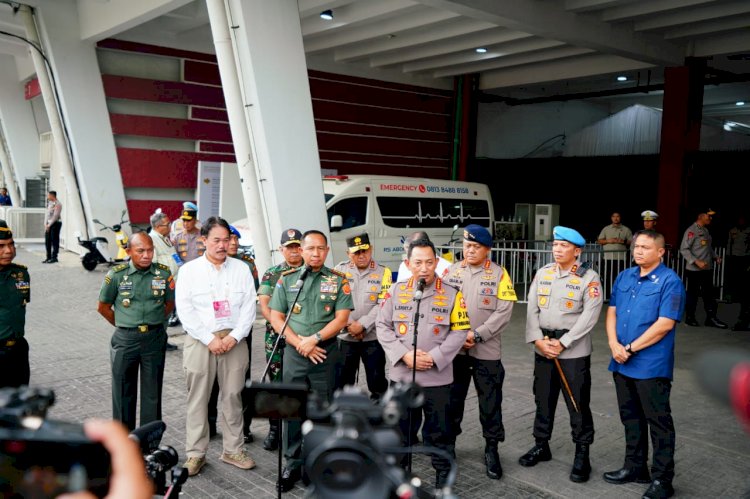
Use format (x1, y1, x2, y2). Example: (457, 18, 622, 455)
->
(9, 262, 27, 270)
(281, 267, 300, 276)
(329, 268, 346, 278)
(241, 254, 255, 262)
(155, 262, 170, 271)
(113, 263, 129, 272)
(335, 261, 350, 268)
(574, 261, 591, 277)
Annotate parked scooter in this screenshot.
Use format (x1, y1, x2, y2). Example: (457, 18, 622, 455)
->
(78, 210, 130, 271)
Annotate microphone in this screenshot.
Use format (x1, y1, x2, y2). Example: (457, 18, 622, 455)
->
(295, 265, 313, 288)
(129, 420, 166, 455)
(695, 349, 750, 429)
(413, 278, 426, 301)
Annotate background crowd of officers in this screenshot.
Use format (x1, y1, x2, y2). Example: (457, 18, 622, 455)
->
(6, 203, 730, 499)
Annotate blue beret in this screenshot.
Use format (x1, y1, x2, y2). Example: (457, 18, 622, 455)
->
(553, 226, 585, 247)
(463, 224, 492, 247)
(228, 225, 241, 238)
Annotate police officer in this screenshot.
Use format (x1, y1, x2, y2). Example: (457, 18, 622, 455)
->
(257, 228, 304, 451)
(269, 230, 353, 491)
(679, 209, 728, 328)
(0, 220, 31, 389)
(171, 207, 204, 265)
(97, 232, 175, 431)
(444, 224, 516, 480)
(641, 210, 658, 231)
(376, 238, 470, 488)
(519, 226, 603, 483)
(334, 233, 392, 401)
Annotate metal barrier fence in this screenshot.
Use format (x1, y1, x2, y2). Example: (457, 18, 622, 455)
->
(0, 207, 46, 243)
(437, 241, 726, 304)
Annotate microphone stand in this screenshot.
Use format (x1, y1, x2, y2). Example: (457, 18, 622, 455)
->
(259, 271, 308, 499)
(407, 282, 425, 473)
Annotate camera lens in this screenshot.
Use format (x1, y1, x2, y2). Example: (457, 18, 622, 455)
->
(146, 445, 179, 471)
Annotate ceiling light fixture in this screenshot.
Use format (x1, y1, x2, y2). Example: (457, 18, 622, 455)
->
(475, 47, 488, 53)
(616, 76, 627, 82)
(736, 101, 746, 106)
(320, 9, 333, 20)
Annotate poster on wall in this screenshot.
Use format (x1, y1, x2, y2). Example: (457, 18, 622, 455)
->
(197, 161, 221, 221)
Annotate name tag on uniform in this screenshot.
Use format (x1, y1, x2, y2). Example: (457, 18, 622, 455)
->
(151, 279, 166, 290)
(213, 300, 231, 319)
(119, 281, 133, 292)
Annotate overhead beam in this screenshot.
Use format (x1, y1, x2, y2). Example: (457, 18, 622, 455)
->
(403, 38, 564, 72)
(434, 45, 594, 78)
(370, 28, 531, 67)
(601, 0, 721, 22)
(297, 0, 362, 19)
(664, 14, 750, 40)
(305, 7, 458, 53)
(564, 0, 635, 13)
(301, 0, 417, 37)
(479, 53, 654, 89)
(334, 17, 493, 61)
(416, 0, 684, 65)
(634, 1, 750, 32)
(76, 0, 194, 42)
(694, 31, 750, 57)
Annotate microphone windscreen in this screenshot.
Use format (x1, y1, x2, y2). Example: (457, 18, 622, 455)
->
(695, 349, 750, 404)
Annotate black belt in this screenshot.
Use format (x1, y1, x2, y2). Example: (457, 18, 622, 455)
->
(119, 324, 164, 333)
(541, 328, 569, 340)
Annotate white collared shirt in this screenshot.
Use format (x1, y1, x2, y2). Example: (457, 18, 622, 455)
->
(176, 254, 256, 345)
(397, 256, 452, 282)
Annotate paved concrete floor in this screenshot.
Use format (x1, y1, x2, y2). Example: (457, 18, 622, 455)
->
(16, 244, 750, 498)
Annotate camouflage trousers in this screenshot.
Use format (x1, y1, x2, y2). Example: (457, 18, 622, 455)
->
(264, 327, 282, 381)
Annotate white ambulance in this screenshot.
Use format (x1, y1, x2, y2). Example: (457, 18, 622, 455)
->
(323, 175, 494, 275)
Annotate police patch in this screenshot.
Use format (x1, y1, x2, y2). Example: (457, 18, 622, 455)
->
(398, 323, 408, 335)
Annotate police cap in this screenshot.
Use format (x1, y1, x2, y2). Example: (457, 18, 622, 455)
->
(553, 226, 585, 247)
(641, 210, 659, 221)
(463, 224, 492, 247)
(280, 228, 303, 246)
(347, 233, 371, 253)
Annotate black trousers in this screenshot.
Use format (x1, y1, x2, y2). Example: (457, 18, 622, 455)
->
(0, 338, 30, 389)
(450, 355, 505, 443)
(45, 221, 62, 259)
(684, 269, 718, 318)
(398, 383, 455, 474)
(613, 372, 675, 483)
(110, 326, 167, 431)
(532, 354, 594, 444)
(335, 339, 388, 400)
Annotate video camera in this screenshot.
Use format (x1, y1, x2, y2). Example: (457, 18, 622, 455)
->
(246, 381, 457, 499)
(0, 386, 185, 498)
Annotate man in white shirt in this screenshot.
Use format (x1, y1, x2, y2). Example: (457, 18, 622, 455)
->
(396, 231, 452, 281)
(176, 217, 257, 476)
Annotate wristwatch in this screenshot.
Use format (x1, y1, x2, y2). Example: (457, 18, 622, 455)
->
(625, 343, 636, 355)
(473, 331, 484, 343)
(314, 332, 323, 342)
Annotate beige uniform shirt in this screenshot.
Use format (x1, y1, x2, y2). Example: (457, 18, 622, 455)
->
(598, 224, 632, 260)
(525, 262, 603, 359)
(152, 231, 179, 277)
(334, 259, 392, 342)
(444, 259, 517, 360)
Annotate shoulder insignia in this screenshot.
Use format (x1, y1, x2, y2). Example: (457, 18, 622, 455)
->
(10, 263, 27, 270)
(329, 268, 346, 278)
(113, 263, 129, 272)
(281, 267, 300, 276)
(335, 261, 350, 268)
(574, 261, 591, 277)
(155, 263, 170, 271)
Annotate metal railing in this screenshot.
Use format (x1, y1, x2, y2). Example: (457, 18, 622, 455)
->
(0, 207, 46, 243)
(437, 241, 725, 303)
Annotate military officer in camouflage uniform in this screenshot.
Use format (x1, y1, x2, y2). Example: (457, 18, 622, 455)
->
(334, 233, 392, 401)
(444, 224, 516, 480)
(376, 238, 470, 488)
(257, 228, 303, 451)
(269, 230, 353, 492)
(519, 226, 603, 483)
(97, 232, 175, 431)
(679, 209, 728, 328)
(0, 220, 31, 389)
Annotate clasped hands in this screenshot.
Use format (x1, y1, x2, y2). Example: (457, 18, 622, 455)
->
(535, 337, 564, 359)
(402, 349, 434, 371)
(609, 342, 632, 365)
(296, 335, 327, 365)
(208, 335, 237, 355)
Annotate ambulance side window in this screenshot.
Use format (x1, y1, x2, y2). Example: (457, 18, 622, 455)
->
(327, 197, 367, 229)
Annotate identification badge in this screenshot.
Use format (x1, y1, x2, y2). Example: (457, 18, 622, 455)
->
(118, 281, 133, 292)
(213, 300, 231, 319)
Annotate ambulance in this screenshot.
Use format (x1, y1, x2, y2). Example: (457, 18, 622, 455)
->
(323, 175, 494, 274)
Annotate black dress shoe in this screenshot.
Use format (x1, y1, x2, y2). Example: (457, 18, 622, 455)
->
(705, 317, 728, 329)
(685, 316, 700, 327)
(518, 442, 551, 467)
(603, 467, 651, 485)
(263, 421, 280, 451)
(642, 479, 674, 499)
(42, 258, 51, 263)
(243, 430, 254, 443)
(484, 444, 502, 480)
(278, 466, 301, 492)
(48, 257, 58, 263)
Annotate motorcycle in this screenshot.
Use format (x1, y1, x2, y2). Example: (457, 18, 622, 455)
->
(77, 210, 130, 271)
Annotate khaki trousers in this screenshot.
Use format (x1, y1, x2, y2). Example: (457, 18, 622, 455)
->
(183, 334, 249, 457)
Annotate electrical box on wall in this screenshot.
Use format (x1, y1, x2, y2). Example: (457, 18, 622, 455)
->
(534, 204, 560, 241)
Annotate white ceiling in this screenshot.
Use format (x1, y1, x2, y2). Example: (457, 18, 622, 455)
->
(1, 0, 749, 127)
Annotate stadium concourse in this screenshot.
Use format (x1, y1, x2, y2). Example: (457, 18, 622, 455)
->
(21, 244, 750, 499)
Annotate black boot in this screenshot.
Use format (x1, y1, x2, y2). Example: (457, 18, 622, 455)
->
(484, 440, 502, 479)
(685, 316, 700, 327)
(569, 443, 591, 483)
(518, 441, 551, 467)
(263, 419, 280, 451)
(435, 469, 449, 489)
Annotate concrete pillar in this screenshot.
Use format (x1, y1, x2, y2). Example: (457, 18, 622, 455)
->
(29, 0, 128, 248)
(225, 0, 329, 263)
(0, 54, 41, 206)
(657, 58, 705, 246)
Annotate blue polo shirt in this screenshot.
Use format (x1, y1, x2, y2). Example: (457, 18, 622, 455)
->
(608, 263, 685, 380)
